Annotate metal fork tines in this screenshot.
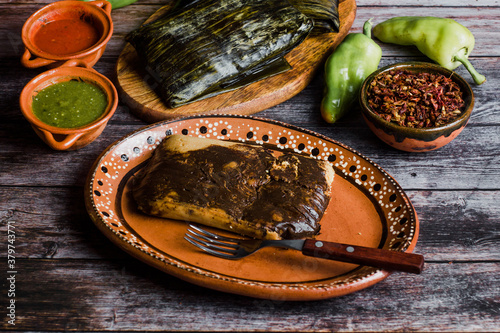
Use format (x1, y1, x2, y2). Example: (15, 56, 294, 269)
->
(185, 223, 305, 259)
(184, 223, 253, 259)
(185, 223, 425, 274)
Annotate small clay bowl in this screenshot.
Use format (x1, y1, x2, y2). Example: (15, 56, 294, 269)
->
(359, 62, 474, 152)
(21, 0, 113, 69)
(19, 66, 118, 150)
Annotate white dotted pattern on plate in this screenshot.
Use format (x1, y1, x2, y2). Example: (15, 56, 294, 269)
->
(87, 116, 417, 291)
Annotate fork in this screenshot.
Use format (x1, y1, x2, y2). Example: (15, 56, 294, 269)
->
(185, 224, 424, 274)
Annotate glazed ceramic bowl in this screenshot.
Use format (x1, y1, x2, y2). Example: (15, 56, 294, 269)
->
(19, 66, 118, 150)
(359, 62, 474, 152)
(21, 0, 113, 69)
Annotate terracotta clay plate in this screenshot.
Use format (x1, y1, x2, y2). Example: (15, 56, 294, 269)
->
(85, 115, 420, 301)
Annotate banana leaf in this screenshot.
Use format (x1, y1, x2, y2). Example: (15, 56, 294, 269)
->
(288, 0, 340, 33)
(125, 0, 313, 108)
(173, 0, 340, 33)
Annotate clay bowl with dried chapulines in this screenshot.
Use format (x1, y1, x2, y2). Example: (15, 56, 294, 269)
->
(359, 62, 474, 152)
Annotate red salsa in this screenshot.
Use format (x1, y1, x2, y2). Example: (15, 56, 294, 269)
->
(33, 19, 100, 55)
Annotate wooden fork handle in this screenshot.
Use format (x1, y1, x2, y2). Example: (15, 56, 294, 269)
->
(302, 239, 424, 274)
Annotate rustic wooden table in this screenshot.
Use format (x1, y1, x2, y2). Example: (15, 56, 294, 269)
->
(1, 0, 499, 331)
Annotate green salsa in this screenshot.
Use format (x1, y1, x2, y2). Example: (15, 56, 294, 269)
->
(32, 80, 107, 128)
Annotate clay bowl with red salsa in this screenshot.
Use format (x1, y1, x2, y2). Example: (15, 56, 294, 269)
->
(19, 66, 118, 150)
(21, 0, 113, 69)
(359, 62, 474, 152)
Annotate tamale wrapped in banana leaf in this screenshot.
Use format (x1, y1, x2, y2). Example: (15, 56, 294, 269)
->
(288, 0, 340, 33)
(125, 0, 313, 108)
(173, 0, 340, 33)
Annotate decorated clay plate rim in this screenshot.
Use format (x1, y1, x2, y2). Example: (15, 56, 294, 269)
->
(85, 114, 419, 300)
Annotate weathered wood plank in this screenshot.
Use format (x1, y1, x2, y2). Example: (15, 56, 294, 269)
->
(0, 187, 128, 260)
(1, 117, 498, 190)
(4, 56, 500, 124)
(1, 58, 499, 191)
(1, 187, 499, 261)
(352, 9, 500, 59)
(0, 4, 161, 57)
(256, 57, 499, 125)
(3, 259, 498, 331)
(2, 3, 500, 57)
(6, 0, 500, 7)
(1, 0, 499, 331)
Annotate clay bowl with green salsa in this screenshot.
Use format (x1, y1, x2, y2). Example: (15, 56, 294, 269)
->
(20, 66, 118, 150)
(359, 62, 474, 152)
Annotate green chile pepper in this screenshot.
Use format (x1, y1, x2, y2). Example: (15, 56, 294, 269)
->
(372, 16, 486, 85)
(80, 0, 138, 10)
(321, 19, 382, 124)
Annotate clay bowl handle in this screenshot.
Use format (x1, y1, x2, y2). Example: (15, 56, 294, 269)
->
(60, 58, 91, 69)
(38, 129, 84, 151)
(90, 0, 112, 14)
(21, 48, 55, 69)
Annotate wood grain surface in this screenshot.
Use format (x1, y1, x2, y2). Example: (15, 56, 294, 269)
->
(1, 0, 499, 331)
(115, 0, 356, 122)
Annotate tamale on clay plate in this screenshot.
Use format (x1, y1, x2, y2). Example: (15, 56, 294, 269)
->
(116, 0, 357, 123)
(85, 115, 420, 300)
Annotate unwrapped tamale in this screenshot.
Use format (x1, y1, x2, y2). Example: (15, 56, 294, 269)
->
(125, 0, 314, 108)
(132, 135, 335, 240)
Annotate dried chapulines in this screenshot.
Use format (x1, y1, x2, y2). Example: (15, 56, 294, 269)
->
(367, 70, 465, 128)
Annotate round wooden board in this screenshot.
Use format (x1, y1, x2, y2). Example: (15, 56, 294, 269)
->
(116, 0, 357, 123)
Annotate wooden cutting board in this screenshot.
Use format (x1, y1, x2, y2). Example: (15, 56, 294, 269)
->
(116, 0, 357, 123)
